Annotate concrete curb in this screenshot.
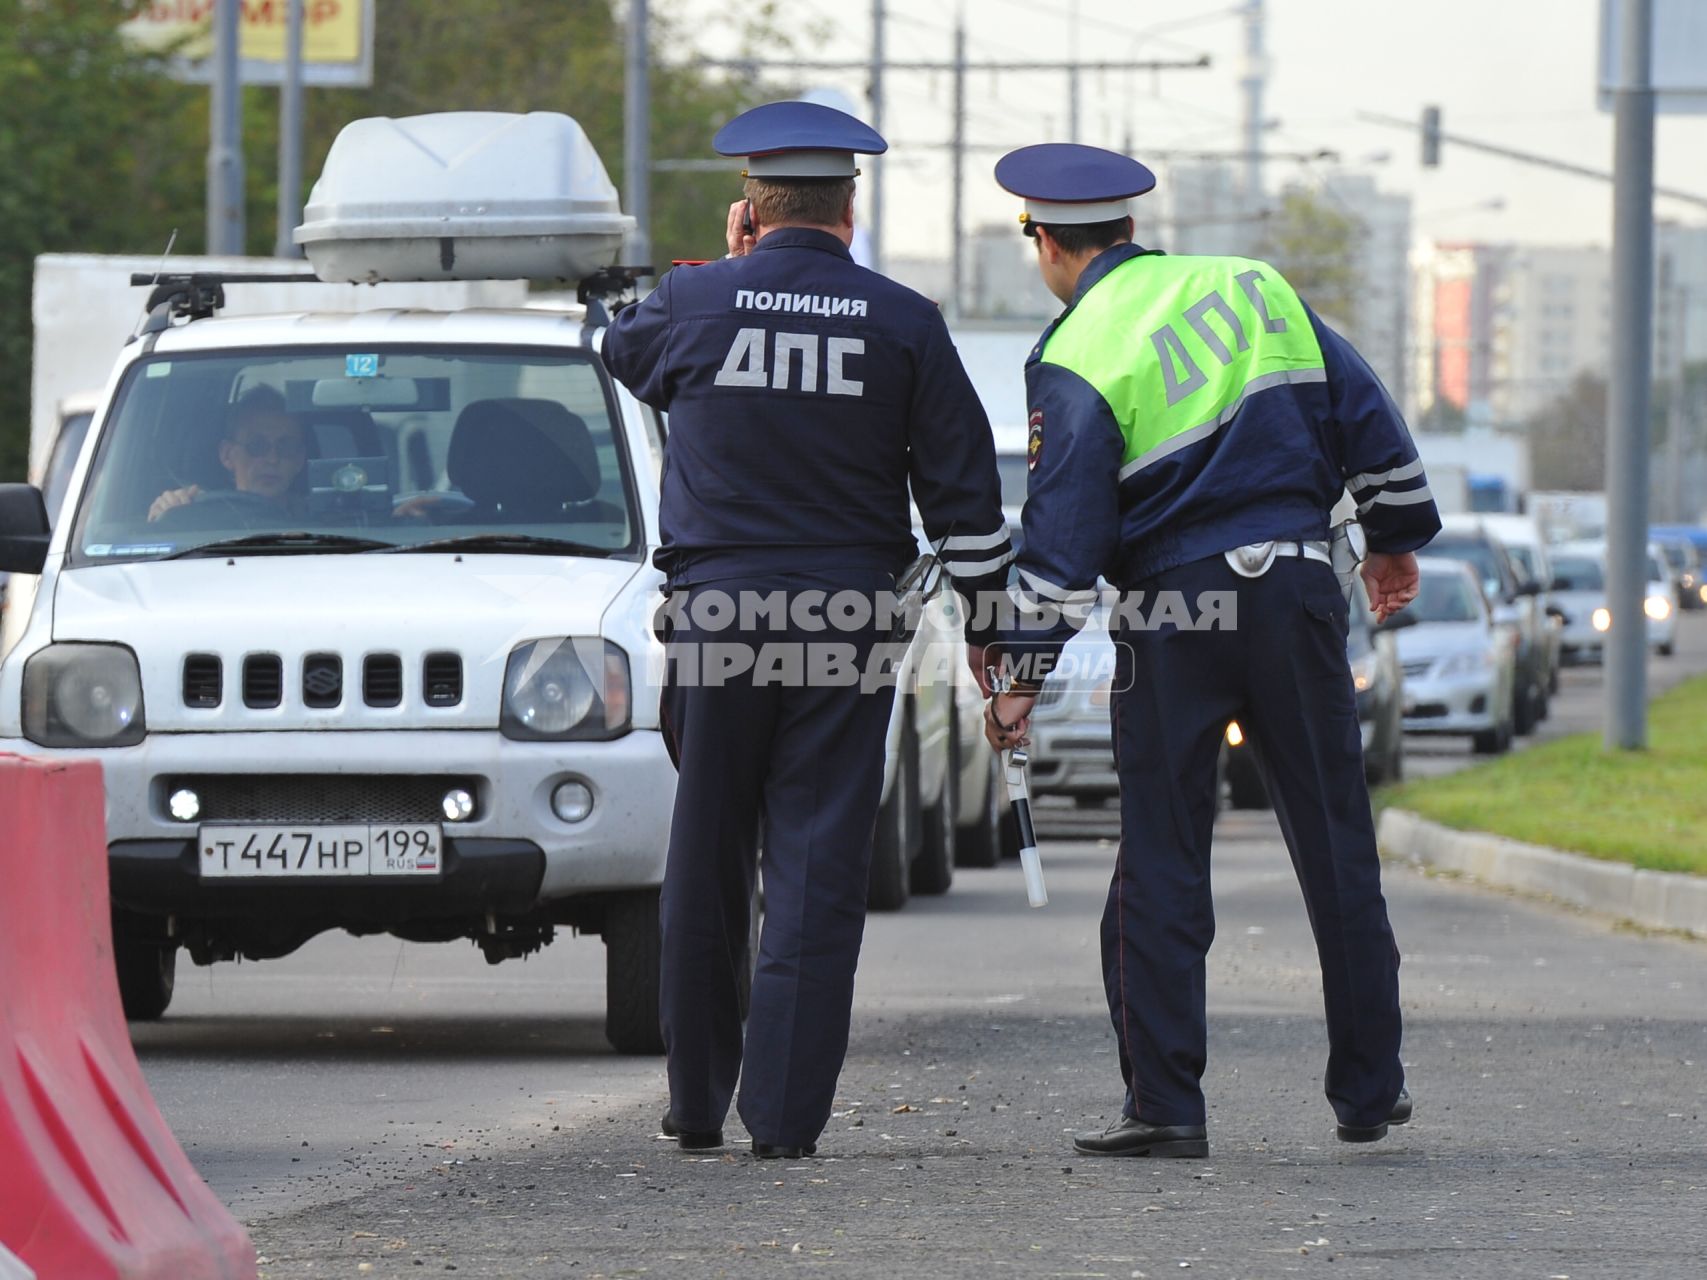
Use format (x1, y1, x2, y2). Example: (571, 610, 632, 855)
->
(1377, 808, 1707, 940)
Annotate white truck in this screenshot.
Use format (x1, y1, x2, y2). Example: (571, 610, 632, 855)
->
(0, 111, 1000, 1051)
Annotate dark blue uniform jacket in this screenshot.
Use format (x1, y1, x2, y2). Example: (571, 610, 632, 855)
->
(602, 228, 1014, 641)
(1005, 243, 1441, 659)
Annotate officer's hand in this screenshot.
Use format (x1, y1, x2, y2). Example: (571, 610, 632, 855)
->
(1361, 550, 1420, 622)
(985, 692, 1037, 752)
(725, 201, 756, 257)
(147, 484, 200, 522)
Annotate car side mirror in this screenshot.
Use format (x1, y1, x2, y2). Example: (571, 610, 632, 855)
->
(1374, 610, 1419, 633)
(0, 485, 50, 574)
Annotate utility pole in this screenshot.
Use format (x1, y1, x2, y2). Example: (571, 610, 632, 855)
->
(1068, 0, 1080, 144)
(274, 0, 306, 259)
(950, 17, 967, 317)
(1669, 279, 1689, 521)
(207, 0, 245, 255)
(1605, 0, 1654, 751)
(624, 0, 652, 277)
(869, 0, 885, 273)
(1240, 0, 1265, 203)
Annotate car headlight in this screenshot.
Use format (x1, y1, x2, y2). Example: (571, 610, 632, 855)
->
(1438, 650, 1491, 677)
(1225, 720, 1245, 747)
(1591, 607, 1612, 633)
(500, 638, 630, 741)
(1349, 652, 1377, 694)
(1645, 594, 1672, 621)
(22, 643, 147, 748)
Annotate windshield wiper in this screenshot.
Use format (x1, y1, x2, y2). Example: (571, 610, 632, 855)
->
(162, 532, 394, 560)
(386, 532, 620, 557)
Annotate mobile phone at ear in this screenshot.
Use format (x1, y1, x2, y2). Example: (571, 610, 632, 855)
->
(741, 200, 754, 236)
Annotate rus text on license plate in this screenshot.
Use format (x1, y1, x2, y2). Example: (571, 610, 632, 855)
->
(199, 825, 443, 878)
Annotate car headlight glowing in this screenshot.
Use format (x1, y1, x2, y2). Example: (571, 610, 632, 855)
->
(1225, 720, 1245, 747)
(1591, 607, 1612, 633)
(22, 643, 146, 748)
(1645, 594, 1672, 621)
(1349, 652, 1377, 693)
(501, 638, 631, 741)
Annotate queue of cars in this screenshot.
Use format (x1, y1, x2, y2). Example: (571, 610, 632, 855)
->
(991, 415, 1705, 806)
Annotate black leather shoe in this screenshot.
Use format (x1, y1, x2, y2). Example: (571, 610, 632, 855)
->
(1072, 1115, 1209, 1158)
(751, 1140, 817, 1159)
(1336, 1086, 1412, 1144)
(660, 1110, 723, 1151)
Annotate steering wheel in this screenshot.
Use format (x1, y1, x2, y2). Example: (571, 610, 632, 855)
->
(151, 488, 283, 533)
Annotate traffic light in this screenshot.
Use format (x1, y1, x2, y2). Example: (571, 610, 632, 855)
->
(1421, 105, 1441, 167)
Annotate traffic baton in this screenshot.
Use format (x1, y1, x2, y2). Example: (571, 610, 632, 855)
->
(1003, 747, 1048, 908)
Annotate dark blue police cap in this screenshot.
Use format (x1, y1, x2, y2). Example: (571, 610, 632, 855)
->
(714, 100, 888, 179)
(994, 143, 1157, 228)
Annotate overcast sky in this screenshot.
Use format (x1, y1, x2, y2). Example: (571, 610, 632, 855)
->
(667, 0, 1707, 258)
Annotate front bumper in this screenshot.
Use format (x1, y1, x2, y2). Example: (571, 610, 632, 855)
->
(0, 728, 675, 906)
(1401, 669, 1500, 734)
(111, 837, 544, 921)
(1027, 704, 1118, 796)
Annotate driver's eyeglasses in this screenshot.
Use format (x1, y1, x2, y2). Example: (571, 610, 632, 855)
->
(234, 435, 307, 461)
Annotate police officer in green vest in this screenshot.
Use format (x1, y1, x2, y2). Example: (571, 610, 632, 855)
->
(983, 144, 1439, 1158)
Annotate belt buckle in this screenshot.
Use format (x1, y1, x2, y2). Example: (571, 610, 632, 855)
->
(1224, 541, 1279, 578)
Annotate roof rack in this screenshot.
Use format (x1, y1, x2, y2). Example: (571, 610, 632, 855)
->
(577, 266, 653, 325)
(132, 271, 322, 332)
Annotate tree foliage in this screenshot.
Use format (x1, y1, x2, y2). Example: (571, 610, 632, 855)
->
(1, 0, 797, 481)
(1255, 188, 1365, 333)
(1526, 372, 1609, 492)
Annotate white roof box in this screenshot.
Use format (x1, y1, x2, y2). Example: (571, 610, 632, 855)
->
(296, 112, 636, 284)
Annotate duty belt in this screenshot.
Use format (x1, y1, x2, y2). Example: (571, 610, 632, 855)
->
(1223, 539, 1332, 578)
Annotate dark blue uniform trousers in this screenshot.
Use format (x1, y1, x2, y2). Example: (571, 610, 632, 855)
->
(1105, 554, 1404, 1131)
(658, 569, 897, 1147)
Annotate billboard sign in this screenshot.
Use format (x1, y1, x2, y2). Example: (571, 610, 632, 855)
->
(1599, 0, 1707, 113)
(120, 0, 374, 88)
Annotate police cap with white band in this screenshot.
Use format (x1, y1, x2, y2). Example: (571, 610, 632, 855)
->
(994, 143, 1157, 235)
(714, 100, 888, 179)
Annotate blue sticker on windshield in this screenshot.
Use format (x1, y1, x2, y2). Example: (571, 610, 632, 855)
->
(346, 353, 379, 378)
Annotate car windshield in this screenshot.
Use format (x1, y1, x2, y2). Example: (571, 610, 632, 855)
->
(1649, 553, 1667, 582)
(1551, 555, 1604, 591)
(1660, 543, 1688, 569)
(1428, 538, 1508, 598)
(1412, 572, 1482, 623)
(1505, 545, 1540, 584)
(69, 347, 641, 564)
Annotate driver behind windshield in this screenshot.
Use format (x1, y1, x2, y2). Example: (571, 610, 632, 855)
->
(147, 385, 305, 522)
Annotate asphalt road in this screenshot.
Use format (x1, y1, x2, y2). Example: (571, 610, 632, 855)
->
(130, 614, 1707, 1279)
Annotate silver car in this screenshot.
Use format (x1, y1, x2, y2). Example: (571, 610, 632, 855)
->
(1398, 557, 1518, 755)
(1025, 603, 1121, 804)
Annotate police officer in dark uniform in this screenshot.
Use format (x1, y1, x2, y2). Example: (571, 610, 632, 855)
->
(602, 101, 1013, 1160)
(982, 144, 1439, 1158)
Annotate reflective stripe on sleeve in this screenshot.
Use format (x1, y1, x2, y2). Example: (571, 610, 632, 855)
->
(1346, 457, 1425, 495)
(1356, 484, 1435, 516)
(941, 529, 1012, 552)
(942, 546, 1016, 578)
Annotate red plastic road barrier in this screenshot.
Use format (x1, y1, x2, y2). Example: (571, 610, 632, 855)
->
(0, 754, 255, 1280)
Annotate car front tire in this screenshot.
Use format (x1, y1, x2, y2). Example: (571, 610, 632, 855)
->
(603, 889, 665, 1055)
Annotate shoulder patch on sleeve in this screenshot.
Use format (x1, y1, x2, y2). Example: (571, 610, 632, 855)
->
(1027, 409, 1044, 471)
